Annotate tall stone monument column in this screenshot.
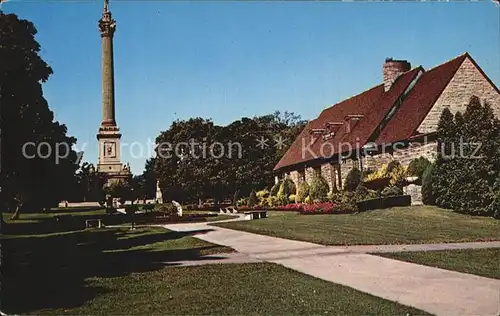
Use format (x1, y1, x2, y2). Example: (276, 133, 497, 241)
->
(97, 0, 130, 182)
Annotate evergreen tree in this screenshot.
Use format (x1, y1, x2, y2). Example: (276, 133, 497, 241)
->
(431, 96, 500, 215)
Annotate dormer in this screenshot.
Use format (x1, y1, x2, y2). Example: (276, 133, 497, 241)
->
(323, 121, 344, 140)
(345, 114, 364, 133)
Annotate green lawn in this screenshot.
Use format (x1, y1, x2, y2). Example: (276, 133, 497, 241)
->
(378, 248, 500, 280)
(213, 206, 500, 245)
(34, 263, 428, 316)
(2, 210, 429, 315)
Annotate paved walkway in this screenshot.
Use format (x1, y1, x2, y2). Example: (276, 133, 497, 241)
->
(163, 217, 500, 316)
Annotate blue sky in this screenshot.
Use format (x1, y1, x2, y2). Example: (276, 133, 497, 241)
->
(3, 0, 499, 174)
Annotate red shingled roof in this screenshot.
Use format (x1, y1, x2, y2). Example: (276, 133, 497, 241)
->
(274, 67, 421, 171)
(374, 53, 468, 145)
(273, 53, 480, 172)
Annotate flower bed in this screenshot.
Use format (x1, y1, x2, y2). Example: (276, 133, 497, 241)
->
(265, 202, 355, 215)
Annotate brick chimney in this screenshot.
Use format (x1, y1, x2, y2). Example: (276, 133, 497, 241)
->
(383, 58, 411, 92)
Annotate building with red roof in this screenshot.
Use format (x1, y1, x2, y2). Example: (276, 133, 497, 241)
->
(273, 53, 500, 190)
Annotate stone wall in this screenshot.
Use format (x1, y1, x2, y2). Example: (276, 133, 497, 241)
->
(418, 57, 500, 134)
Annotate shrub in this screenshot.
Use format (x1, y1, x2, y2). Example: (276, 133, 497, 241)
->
(309, 172, 329, 201)
(256, 189, 270, 200)
(354, 184, 369, 201)
(381, 186, 403, 197)
(386, 160, 401, 174)
(407, 157, 431, 179)
(304, 196, 312, 204)
(389, 165, 408, 188)
(365, 164, 389, 182)
(266, 196, 278, 208)
(159, 203, 178, 218)
(237, 197, 249, 207)
(421, 163, 435, 205)
(289, 194, 296, 203)
(345, 167, 362, 192)
(248, 190, 258, 207)
(327, 191, 342, 203)
(296, 181, 310, 203)
(278, 178, 296, 197)
(270, 182, 280, 196)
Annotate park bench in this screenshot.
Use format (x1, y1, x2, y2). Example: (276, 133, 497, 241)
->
(243, 210, 267, 220)
(85, 218, 103, 228)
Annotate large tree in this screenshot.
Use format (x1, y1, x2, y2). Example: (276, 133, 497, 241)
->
(155, 111, 306, 204)
(0, 13, 78, 219)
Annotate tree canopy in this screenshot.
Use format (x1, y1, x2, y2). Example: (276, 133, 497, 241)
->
(0, 13, 78, 218)
(155, 111, 306, 204)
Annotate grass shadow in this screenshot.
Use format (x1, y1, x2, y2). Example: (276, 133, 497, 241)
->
(1, 226, 223, 314)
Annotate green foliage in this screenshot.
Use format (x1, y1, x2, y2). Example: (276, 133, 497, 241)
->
(407, 157, 431, 179)
(278, 178, 296, 197)
(345, 167, 362, 192)
(327, 191, 342, 204)
(304, 196, 312, 204)
(431, 96, 500, 216)
(237, 198, 249, 207)
(389, 165, 408, 188)
(296, 181, 310, 203)
(381, 186, 403, 197)
(354, 184, 369, 201)
(158, 203, 179, 219)
(155, 111, 306, 203)
(309, 172, 329, 201)
(1, 13, 78, 218)
(421, 163, 435, 205)
(256, 189, 270, 199)
(270, 182, 281, 197)
(289, 194, 296, 203)
(248, 190, 258, 207)
(266, 196, 278, 208)
(386, 160, 401, 174)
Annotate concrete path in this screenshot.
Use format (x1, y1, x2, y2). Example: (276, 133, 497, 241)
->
(342, 241, 500, 253)
(165, 252, 260, 267)
(163, 219, 500, 316)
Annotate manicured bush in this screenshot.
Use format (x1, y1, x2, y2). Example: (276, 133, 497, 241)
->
(248, 190, 258, 207)
(266, 196, 278, 208)
(354, 184, 369, 202)
(256, 189, 270, 200)
(365, 164, 389, 182)
(389, 165, 408, 188)
(421, 163, 435, 205)
(277, 178, 296, 197)
(309, 172, 329, 201)
(304, 196, 312, 204)
(345, 167, 362, 192)
(327, 191, 342, 203)
(159, 203, 178, 218)
(296, 181, 310, 203)
(270, 182, 280, 196)
(288, 194, 296, 203)
(356, 195, 411, 212)
(407, 157, 431, 179)
(381, 186, 403, 197)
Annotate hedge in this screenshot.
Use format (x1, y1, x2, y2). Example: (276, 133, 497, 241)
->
(356, 195, 411, 212)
